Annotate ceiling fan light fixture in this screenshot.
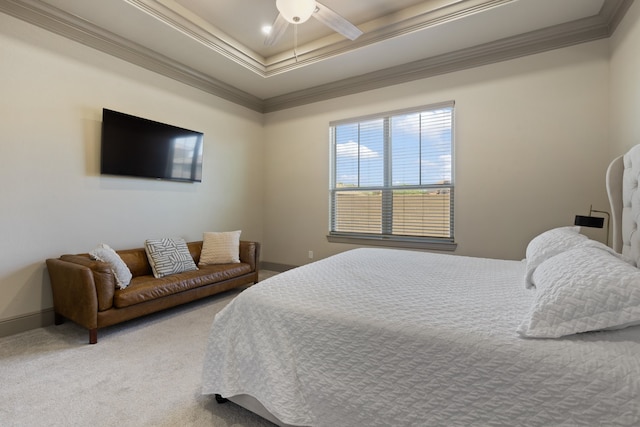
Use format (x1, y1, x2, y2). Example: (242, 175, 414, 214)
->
(276, 0, 316, 24)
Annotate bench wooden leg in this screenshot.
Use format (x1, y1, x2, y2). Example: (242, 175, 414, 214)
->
(89, 328, 97, 344)
(54, 313, 65, 325)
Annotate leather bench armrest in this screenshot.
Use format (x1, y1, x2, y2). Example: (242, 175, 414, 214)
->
(239, 241, 260, 279)
(54, 255, 116, 312)
(46, 258, 100, 329)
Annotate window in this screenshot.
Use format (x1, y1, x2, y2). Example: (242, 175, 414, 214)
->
(329, 101, 455, 250)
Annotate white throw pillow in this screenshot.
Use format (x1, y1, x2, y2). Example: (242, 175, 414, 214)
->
(523, 226, 587, 289)
(144, 238, 198, 278)
(89, 243, 132, 289)
(199, 230, 241, 266)
(518, 246, 640, 338)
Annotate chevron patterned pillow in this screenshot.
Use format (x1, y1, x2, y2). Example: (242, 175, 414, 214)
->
(144, 238, 198, 278)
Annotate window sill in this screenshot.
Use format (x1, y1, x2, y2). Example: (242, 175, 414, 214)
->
(326, 234, 457, 251)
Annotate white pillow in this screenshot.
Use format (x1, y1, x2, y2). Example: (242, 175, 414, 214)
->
(523, 226, 587, 289)
(518, 246, 640, 338)
(144, 238, 198, 278)
(89, 243, 132, 289)
(199, 230, 241, 266)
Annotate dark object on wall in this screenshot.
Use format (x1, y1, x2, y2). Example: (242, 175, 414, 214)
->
(101, 108, 203, 182)
(574, 215, 604, 228)
(575, 205, 610, 246)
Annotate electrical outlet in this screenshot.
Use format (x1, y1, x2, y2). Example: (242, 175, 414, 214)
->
(308, 250, 314, 259)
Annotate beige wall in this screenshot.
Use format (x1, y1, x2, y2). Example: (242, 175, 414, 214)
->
(263, 40, 612, 265)
(610, 0, 640, 157)
(0, 14, 264, 327)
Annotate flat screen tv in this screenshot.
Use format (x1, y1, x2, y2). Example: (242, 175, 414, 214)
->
(100, 108, 203, 182)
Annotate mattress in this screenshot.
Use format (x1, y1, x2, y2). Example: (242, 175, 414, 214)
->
(202, 248, 640, 426)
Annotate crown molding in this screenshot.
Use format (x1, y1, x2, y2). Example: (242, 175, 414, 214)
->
(0, 0, 265, 112)
(124, 0, 267, 74)
(262, 0, 516, 75)
(263, 0, 633, 112)
(601, 0, 635, 32)
(0, 0, 633, 113)
(120, 0, 517, 77)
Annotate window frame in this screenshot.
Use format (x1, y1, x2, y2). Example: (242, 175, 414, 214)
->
(327, 101, 456, 251)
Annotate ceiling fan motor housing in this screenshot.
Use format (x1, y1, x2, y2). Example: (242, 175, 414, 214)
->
(276, 0, 316, 24)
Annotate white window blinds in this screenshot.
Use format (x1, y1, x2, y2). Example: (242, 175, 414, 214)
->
(330, 101, 454, 244)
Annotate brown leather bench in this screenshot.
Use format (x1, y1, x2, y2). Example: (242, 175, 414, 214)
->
(46, 240, 260, 343)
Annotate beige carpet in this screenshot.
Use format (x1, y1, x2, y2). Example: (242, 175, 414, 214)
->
(0, 273, 280, 427)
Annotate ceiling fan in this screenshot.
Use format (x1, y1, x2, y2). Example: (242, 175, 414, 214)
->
(265, 0, 363, 46)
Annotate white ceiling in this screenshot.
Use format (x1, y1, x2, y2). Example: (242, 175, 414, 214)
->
(0, 0, 633, 112)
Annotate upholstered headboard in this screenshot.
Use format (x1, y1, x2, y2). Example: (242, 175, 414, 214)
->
(607, 144, 640, 266)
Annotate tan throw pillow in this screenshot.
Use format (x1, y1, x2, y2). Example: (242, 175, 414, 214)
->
(199, 231, 241, 265)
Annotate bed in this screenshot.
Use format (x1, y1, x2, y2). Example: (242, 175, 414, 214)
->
(202, 145, 640, 426)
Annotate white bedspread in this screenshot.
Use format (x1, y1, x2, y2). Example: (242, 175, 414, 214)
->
(202, 248, 640, 426)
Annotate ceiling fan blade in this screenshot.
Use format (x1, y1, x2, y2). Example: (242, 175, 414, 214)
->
(264, 13, 289, 46)
(313, 2, 363, 41)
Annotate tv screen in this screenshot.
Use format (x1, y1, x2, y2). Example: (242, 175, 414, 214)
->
(100, 109, 203, 182)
